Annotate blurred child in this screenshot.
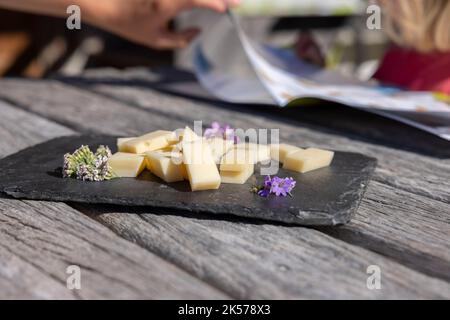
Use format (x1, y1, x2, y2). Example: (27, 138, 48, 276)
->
(374, 0, 450, 94)
(295, 0, 450, 94)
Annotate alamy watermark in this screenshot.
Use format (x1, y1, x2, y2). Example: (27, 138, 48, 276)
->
(66, 5, 81, 30)
(366, 265, 381, 290)
(64, 3, 383, 32)
(66, 265, 81, 290)
(366, 4, 382, 30)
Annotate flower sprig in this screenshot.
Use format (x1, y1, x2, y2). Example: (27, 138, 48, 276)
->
(204, 121, 240, 144)
(63, 145, 116, 182)
(252, 176, 296, 198)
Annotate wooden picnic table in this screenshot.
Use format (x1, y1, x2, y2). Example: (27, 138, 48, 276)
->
(0, 67, 449, 299)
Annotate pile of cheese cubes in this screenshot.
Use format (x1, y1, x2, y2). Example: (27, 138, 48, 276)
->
(108, 127, 334, 192)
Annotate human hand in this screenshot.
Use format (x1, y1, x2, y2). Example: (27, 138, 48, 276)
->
(84, 0, 240, 50)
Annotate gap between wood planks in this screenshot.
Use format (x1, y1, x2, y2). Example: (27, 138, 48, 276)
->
(0, 78, 449, 291)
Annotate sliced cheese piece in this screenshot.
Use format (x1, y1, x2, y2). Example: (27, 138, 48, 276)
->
(109, 152, 146, 178)
(236, 143, 270, 163)
(117, 137, 137, 152)
(270, 143, 302, 163)
(183, 126, 201, 142)
(206, 137, 234, 164)
(146, 151, 185, 183)
(155, 145, 176, 153)
(220, 164, 254, 184)
(167, 130, 182, 144)
(283, 148, 334, 173)
(220, 146, 257, 172)
(122, 130, 174, 154)
(182, 139, 221, 191)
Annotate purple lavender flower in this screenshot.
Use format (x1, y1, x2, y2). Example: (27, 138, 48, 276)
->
(204, 121, 221, 139)
(204, 122, 239, 144)
(253, 176, 296, 198)
(270, 177, 296, 197)
(257, 188, 271, 198)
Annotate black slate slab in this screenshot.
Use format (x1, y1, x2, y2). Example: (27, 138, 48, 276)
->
(0, 135, 376, 226)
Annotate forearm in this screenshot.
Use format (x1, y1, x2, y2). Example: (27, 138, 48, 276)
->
(0, 0, 235, 49)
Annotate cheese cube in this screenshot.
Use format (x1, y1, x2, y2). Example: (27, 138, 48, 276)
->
(122, 130, 174, 154)
(283, 148, 334, 173)
(146, 151, 185, 183)
(236, 143, 271, 163)
(220, 164, 254, 184)
(117, 137, 136, 152)
(182, 139, 221, 191)
(270, 143, 302, 163)
(109, 152, 146, 178)
(205, 137, 234, 164)
(220, 146, 257, 172)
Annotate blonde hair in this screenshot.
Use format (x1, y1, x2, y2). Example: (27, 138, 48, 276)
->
(380, 0, 450, 53)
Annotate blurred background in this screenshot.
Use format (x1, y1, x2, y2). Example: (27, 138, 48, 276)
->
(0, 0, 387, 81)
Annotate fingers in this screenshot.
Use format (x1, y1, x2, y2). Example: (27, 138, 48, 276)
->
(153, 28, 200, 49)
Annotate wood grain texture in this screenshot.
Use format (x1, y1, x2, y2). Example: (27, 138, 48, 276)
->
(0, 100, 228, 299)
(0, 73, 449, 298)
(0, 198, 228, 299)
(48, 71, 450, 280)
(0, 100, 74, 157)
(80, 205, 450, 299)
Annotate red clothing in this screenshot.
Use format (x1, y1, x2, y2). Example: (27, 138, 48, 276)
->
(373, 47, 450, 94)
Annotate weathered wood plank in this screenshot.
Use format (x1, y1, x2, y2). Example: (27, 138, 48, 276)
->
(0, 244, 73, 299)
(0, 198, 228, 299)
(0, 75, 448, 297)
(0, 100, 75, 157)
(79, 205, 450, 299)
(0, 80, 176, 136)
(321, 181, 450, 281)
(0, 100, 228, 299)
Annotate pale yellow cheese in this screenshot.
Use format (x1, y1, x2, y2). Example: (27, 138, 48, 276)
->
(182, 126, 201, 142)
(109, 152, 146, 178)
(117, 137, 137, 152)
(155, 145, 176, 153)
(283, 148, 334, 173)
(205, 137, 234, 164)
(220, 164, 254, 184)
(270, 143, 303, 163)
(122, 130, 174, 154)
(236, 143, 270, 163)
(182, 139, 221, 191)
(220, 146, 257, 172)
(146, 151, 185, 183)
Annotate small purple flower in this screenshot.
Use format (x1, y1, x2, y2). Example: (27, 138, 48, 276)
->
(253, 176, 296, 198)
(204, 121, 221, 139)
(205, 122, 239, 144)
(270, 176, 296, 197)
(257, 188, 271, 198)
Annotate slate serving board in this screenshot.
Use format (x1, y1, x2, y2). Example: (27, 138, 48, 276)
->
(0, 135, 376, 226)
